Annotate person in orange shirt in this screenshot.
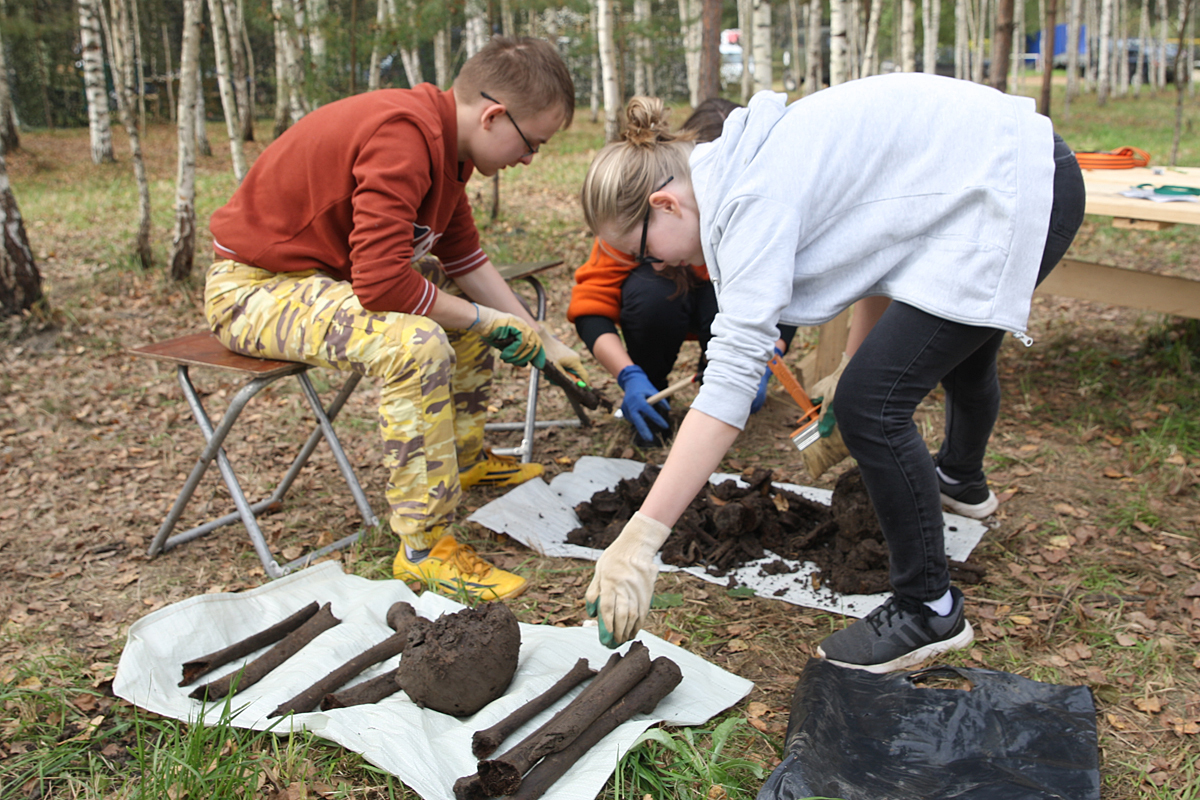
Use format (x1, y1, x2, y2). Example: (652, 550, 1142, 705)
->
(568, 99, 796, 444)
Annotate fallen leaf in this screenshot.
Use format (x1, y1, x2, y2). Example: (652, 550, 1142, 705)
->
(1135, 696, 1163, 714)
(1185, 582, 1200, 598)
(725, 639, 749, 653)
(1009, 615, 1033, 626)
(1116, 633, 1139, 647)
(1106, 712, 1128, 730)
(1160, 563, 1179, 578)
(1103, 467, 1125, 479)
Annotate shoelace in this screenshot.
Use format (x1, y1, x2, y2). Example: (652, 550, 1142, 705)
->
(864, 597, 904, 634)
(448, 542, 493, 577)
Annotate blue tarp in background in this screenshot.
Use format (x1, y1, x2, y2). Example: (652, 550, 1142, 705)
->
(1028, 23, 1087, 56)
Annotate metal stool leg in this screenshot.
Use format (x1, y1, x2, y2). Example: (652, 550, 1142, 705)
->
(485, 276, 583, 462)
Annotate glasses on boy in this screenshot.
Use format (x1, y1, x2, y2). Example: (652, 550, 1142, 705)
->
(480, 91, 539, 158)
(638, 176, 675, 267)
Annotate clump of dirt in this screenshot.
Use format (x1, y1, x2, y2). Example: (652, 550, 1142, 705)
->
(396, 602, 520, 717)
(567, 465, 983, 594)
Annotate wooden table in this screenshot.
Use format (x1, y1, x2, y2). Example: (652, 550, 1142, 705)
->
(799, 166, 1200, 389)
(1034, 165, 1200, 319)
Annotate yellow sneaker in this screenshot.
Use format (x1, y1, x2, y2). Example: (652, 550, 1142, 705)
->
(393, 533, 528, 600)
(458, 450, 544, 490)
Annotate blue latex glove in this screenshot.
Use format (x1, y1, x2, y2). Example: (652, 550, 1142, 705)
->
(617, 365, 670, 442)
(750, 346, 784, 414)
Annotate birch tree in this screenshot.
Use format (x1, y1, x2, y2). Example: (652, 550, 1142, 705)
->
(1097, 0, 1113, 103)
(194, 69, 212, 157)
(79, 0, 114, 164)
(922, 0, 940, 73)
(806, 0, 823, 91)
(0, 151, 40, 317)
(1171, 0, 1194, 163)
(221, 0, 253, 139)
(992, 0, 1015, 90)
(900, 0, 916, 70)
(309, 0, 328, 92)
(739, 0, 754, 100)
(368, 0, 390, 90)
(1117, 0, 1130, 96)
(680, 0, 703, 106)
(160, 23, 177, 123)
(955, 0, 969, 78)
(171, 0, 202, 281)
(862, 0, 883, 74)
(1156, 0, 1167, 89)
(272, 0, 308, 136)
(0, 25, 16, 154)
(207, 0, 246, 181)
(1133, 0, 1149, 95)
(465, 0, 489, 58)
(434, 23, 451, 88)
(597, 0, 620, 141)
(1066, 0, 1082, 100)
(829, 0, 849, 84)
(633, 0, 652, 96)
(753, 0, 773, 91)
(973, 0, 989, 82)
(101, 0, 153, 268)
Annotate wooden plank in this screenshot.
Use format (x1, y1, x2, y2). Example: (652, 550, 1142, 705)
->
(494, 259, 564, 281)
(1112, 218, 1175, 231)
(1084, 192, 1200, 226)
(1035, 259, 1200, 320)
(129, 332, 306, 378)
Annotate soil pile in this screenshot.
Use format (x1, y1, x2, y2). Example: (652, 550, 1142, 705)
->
(566, 465, 979, 594)
(397, 602, 521, 716)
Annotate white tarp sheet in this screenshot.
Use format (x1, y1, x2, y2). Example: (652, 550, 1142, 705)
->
(468, 456, 988, 619)
(113, 561, 753, 800)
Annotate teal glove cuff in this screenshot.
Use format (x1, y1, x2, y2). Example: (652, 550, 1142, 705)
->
(818, 404, 837, 438)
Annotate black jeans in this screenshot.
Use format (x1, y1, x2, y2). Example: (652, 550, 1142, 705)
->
(620, 262, 720, 389)
(833, 134, 1085, 602)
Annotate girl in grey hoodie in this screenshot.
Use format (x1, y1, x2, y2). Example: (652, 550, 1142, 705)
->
(578, 73, 1085, 673)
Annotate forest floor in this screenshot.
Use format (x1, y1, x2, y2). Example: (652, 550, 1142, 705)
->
(2, 105, 1200, 799)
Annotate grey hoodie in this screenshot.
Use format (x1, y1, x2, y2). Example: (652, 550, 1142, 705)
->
(689, 73, 1055, 430)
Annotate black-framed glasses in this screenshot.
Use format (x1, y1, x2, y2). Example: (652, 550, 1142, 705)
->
(638, 175, 675, 267)
(480, 91, 539, 157)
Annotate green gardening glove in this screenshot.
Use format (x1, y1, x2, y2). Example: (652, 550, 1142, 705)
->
(469, 303, 546, 367)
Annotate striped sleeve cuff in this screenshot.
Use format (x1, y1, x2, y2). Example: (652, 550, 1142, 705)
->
(440, 248, 488, 277)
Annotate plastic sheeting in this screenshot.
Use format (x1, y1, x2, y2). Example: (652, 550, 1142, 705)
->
(758, 659, 1100, 800)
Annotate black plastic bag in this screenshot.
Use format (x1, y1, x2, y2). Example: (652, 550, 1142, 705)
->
(758, 659, 1099, 800)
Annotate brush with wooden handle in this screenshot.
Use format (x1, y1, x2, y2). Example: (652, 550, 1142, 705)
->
(612, 374, 696, 420)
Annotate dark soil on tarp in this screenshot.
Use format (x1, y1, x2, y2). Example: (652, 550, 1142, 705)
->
(566, 465, 984, 595)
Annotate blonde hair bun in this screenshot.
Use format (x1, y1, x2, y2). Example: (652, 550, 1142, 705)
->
(622, 96, 694, 147)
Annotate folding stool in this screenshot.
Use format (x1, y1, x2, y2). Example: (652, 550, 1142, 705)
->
(131, 333, 379, 579)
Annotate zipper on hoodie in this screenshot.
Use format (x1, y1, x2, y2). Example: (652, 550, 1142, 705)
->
(1012, 331, 1034, 347)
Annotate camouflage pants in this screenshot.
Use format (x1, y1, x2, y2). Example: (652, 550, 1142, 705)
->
(204, 259, 493, 549)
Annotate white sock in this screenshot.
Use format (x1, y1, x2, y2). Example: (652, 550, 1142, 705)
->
(924, 589, 954, 616)
(936, 466, 961, 485)
(405, 545, 430, 562)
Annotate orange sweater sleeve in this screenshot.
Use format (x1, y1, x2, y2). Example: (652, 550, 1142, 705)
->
(567, 239, 638, 323)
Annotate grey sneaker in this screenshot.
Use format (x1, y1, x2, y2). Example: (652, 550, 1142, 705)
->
(817, 587, 974, 673)
(937, 471, 998, 519)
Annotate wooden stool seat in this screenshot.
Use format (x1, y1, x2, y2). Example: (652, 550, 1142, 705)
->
(130, 332, 378, 579)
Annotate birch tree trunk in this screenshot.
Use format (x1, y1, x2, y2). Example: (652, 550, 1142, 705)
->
(973, 0, 989, 82)
(501, 0, 515, 34)
(1156, 0, 1167, 89)
(238, 0, 257, 135)
(900, 0, 916, 70)
(131, 0, 145, 130)
(0, 151, 41, 316)
(955, 0, 969, 78)
(0, 18, 19, 153)
(434, 23, 451, 88)
(465, 0, 489, 58)
(862, 0, 883, 74)
(220, 0, 251, 139)
(921, 0, 935, 72)
(698, 0, 722, 101)
(79, 0, 115, 164)
(207, 0, 247, 180)
(398, 0, 423, 88)
(1084, 0, 1096, 90)
(1066, 0, 1082, 98)
(633, 0, 648, 95)
(806, 0, 823, 90)
(368, 0, 389, 90)
(680, 0, 703, 105)
(273, 0, 309, 128)
(753, 0, 773, 91)
(103, 0, 153, 267)
(1132, 0, 1148, 94)
(829, 0, 848, 84)
(171, 0, 201, 282)
(1097, 0, 1113, 103)
(590, 4, 600, 122)
(789, 0, 803, 80)
(195, 69, 212, 156)
(597, 0, 620, 141)
(1171, 0, 1194, 162)
(1040, 0, 1057, 114)
(309, 0, 328, 91)
(273, 17, 289, 135)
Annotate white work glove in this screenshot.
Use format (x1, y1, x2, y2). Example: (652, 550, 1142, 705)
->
(469, 303, 545, 367)
(585, 511, 672, 648)
(540, 332, 590, 384)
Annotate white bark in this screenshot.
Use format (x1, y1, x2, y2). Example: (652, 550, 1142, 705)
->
(1156, 0, 1167, 89)
(221, 0, 251, 139)
(590, 5, 600, 121)
(194, 68, 211, 157)
(789, 0, 802, 82)
(0, 21, 18, 153)
(0, 150, 42, 315)
(680, 0, 702, 105)
(806, 0, 823, 91)
(79, 0, 115, 164)
(634, 0, 653, 96)
(1098, 0, 1113, 103)
(465, 0, 488, 58)
(922, 0, 940, 73)
(862, 0, 883, 74)
(1133, 0, 1148, 94)
(955, 0, 968, 78)
(237, 0, 256, 136)
(434, 23, 451, 88)
(972, 0, 988, 82)
(829, 0, 848, 84)
(1085, 0, 1097, 90)
(1117, 0, 1130, 95)
(901, 0, 916, 70)
(739, 0, 754, 100)
(368, 0, 388, 91)
(597, 0, 620, 142)
(1067, 0, 1082, 97)
(207, 0, 247, 181)
(309, 0, 328, 81)
(171, 0, 202, 281)
(273, 0, 309, 124)
(753, 0, 773, 91)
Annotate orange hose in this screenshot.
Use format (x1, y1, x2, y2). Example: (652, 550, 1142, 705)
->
(1074, 146, 1151, 170)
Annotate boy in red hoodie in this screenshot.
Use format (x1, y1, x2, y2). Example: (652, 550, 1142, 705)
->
(206, 37, 582, 600)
